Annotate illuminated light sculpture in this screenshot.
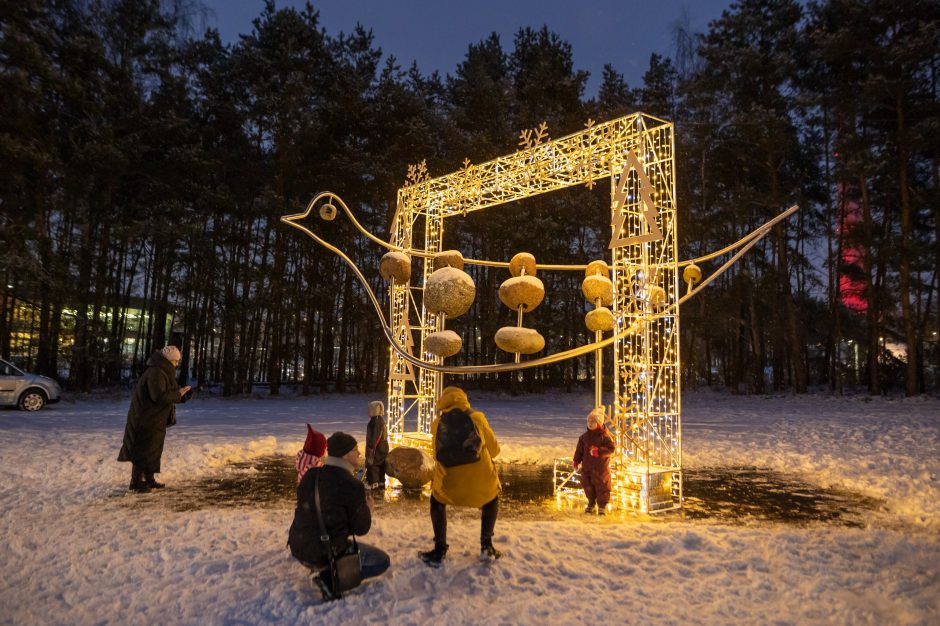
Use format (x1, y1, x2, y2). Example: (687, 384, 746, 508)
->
(281, 112, 799, 513)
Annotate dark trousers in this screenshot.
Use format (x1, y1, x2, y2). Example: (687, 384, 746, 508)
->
(131, 464, 159, 483)
(365, 462, 386, 485)
(582, 471, 611, 508)
(430, 494, 499, 547)
(358, 542, 391, 580)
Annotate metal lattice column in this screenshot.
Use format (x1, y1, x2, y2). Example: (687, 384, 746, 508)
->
(417, 207, 444, 435)
(610, 118, 681, 512)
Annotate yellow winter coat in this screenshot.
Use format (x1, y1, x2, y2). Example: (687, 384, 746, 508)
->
(430, 387, 501, 508)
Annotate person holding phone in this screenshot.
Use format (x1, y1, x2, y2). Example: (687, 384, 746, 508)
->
(117, 345, 191, 492)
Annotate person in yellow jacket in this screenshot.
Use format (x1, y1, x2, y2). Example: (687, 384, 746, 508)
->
(420, 386, 502, 566)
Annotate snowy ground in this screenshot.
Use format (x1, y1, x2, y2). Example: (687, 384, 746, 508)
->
(1, 389, 938, 625)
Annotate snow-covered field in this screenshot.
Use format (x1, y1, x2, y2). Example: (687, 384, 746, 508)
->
(1, 390, 938, 625)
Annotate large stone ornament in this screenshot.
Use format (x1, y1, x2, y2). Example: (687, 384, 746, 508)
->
(380, 251, 411, 283)
(385, 446, 434, 489)
(683, 263, 702, 286)
(584, 259, 609, 278)
(424, 266, 476, 318)
(582, 274, 614, 306)
(586, 307, 615, 332)
(508, 252, 537, 277)
(495, 326, 545, 354)
(433, 249, 465, 271)
(644, 284, 667, 309)
(424, 330, 462, 358)
(498, 275, 545, 312)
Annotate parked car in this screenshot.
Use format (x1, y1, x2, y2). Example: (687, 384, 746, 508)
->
(0, 358, 62, 411)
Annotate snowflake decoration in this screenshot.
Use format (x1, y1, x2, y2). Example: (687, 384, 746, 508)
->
(518, 121, 550, 150)
(405, 160, 430, 186)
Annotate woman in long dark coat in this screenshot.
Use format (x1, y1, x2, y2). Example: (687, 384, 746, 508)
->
(365, 401, 389, 488)
(118, 345, 190, 492)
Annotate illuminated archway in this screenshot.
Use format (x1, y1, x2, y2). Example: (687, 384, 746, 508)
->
(388, 113, 680, 513)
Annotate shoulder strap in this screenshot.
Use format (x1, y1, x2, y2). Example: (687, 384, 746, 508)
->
(313, 472, 336, 564)
(371, 425, 385, 448)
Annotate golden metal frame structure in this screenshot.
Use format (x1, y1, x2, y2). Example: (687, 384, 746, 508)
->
(389, 113, 680, 511)
(280, 110, 799, 514)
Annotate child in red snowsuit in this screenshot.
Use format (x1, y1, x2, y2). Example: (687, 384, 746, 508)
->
(573, 407, 616, 514)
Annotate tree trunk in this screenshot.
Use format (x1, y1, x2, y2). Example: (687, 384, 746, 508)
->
(895, 88, 920, 396)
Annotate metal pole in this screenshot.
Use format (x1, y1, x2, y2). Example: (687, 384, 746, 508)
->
(594, 329, 602, 407)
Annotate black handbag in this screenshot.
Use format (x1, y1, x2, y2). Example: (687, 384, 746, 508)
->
(314, 472, 362, 595)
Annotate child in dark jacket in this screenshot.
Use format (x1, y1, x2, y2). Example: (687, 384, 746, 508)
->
(365, 401, 389, 488)
(573, 407, 616, 514)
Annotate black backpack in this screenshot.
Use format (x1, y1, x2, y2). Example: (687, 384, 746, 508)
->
(435, 408, 483, 467)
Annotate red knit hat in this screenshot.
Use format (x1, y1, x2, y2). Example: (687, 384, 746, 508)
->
(303, 424, 327, 456)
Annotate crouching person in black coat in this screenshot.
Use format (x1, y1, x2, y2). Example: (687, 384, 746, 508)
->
(288, 432, 390, 600)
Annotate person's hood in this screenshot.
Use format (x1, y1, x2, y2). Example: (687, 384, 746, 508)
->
(436, 386, 471, 413)
(145, 351, 175, 375)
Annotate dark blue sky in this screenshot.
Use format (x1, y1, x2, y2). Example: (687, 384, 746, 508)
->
(201, 0, 736, 96)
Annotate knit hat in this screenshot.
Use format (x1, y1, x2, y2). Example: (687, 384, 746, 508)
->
(161, 345, 181, 362)
(327, 432, 358, 458)
(303, 424, 327, 456)
(587, 407, 606, 430)
(368, 401, 385, 417)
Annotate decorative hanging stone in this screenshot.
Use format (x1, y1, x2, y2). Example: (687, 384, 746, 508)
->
(645, 284, 667, 309)
(433, 249, 465, 271)
(508, 252, 537, 278)
(683, 263, 702, 286)
(424, 330, 462, 358)
(495, 326, 545, 355)
(380, 251, 411, 283)
(385, 446, 434, 489)
(424, 266, 476, 318)
(498, 275, 545, 312)
(319, 202, 337, 221)
(584, 260, 609, 278)
(585, 307, 615, 333)
(582, 274, 614, 306)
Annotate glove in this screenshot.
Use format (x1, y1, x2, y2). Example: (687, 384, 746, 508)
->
(590, 445, 599, 458)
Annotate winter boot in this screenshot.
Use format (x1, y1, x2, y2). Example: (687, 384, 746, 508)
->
(480, 541, 502, 561)
(144, 474, 165, 489)
(597, 506, 607, 516)
(419, 542, 448, 567)
(129, 466, 149, 493)
(584, 501, 596, 514)
(311, 570, 340, 601)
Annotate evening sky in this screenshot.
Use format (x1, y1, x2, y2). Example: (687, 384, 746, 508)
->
(201, 0, 737, 96)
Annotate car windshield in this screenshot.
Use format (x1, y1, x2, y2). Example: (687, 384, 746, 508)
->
(1, 361, 24, 376)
